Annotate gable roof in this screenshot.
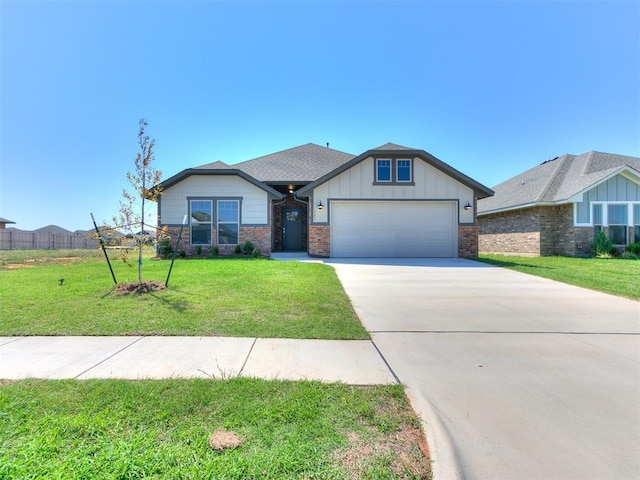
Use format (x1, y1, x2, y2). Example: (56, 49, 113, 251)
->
(0, 217, 15, 225)
(34, 225, 72, 235)
(232, 143, 355, 183)
(478, 151, 640, 215)
(298, 144, 494, 198)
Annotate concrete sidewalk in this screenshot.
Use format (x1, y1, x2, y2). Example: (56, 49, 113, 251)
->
(0, 336, 397, 385)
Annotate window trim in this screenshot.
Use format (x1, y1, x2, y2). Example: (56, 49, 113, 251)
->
(373, 157, 415, 186)
(375, 159, 392, 183)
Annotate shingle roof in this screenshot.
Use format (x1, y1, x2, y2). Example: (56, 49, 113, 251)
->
(0, 217, 15, 224)
(478, 151, 640, 214)
(194, 160, 232, 169)
(371, 142, 417, 150)
(232, 143, 355, 183)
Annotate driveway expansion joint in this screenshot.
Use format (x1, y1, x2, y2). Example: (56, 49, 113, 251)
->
(73, 336, 145, 379)
(370, 340, 401, 384)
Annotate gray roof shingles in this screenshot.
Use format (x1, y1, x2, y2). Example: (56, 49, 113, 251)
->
(478, 151, 640, 214)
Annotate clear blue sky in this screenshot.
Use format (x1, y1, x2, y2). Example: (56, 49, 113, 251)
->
(1, 0, 638, 231)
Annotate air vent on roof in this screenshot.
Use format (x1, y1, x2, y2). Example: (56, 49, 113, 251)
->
(541, 156, 559, 165)
(326, 142, 329, 148)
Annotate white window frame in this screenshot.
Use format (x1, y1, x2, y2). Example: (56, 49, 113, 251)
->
(375, 159, 392, 183)
(396, 159, 412, 183)
(190, 199, 213, 246)
(217, 199, 240, 245)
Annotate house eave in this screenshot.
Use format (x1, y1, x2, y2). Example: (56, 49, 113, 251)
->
(478, 201, 569, 216)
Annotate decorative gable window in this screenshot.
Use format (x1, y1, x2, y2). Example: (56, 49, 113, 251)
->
(218, 200, 239, 245)
(607, 204, 627, 245)
(190, 200, 212, 245)
(374, 158, 414, 185)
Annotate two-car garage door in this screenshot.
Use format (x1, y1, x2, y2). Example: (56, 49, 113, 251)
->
(330, 201, 457, 257)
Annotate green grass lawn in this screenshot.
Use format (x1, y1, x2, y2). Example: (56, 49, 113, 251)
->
(0, 249, 368, 338)
(0, 378, 431, 479)
(477, 254, 640, 300)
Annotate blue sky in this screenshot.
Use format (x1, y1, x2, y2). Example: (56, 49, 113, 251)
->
(1, 0, 638, 231)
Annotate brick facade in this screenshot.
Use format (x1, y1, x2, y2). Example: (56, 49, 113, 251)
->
(308, 225, 330, 257)
(458, 225, 479, 258)
(158, 225, 271, 256)
(479, 204, 594, 256)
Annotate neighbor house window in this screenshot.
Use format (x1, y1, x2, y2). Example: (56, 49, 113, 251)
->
(376, 159, 392, 182)
(396, 159, 412, 182)
(190, 200, 212, 245)
(217, 200, 239, 245)
(607, 204, 627, 245)
(592, 203, 602, 234)
(634, 204, 640, 242)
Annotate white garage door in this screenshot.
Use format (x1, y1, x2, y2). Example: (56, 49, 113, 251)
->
(330, 201, 457, 257)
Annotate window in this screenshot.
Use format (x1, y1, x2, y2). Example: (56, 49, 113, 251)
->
(608, 204, 627, 245)
(397, 159, 412, 182)
(634, 204, 640, 242)
(592, 203, 602, 234)
(374, 158, 413, 184)
(217, 200, 239, 245)
(376, 159, 391, 182)
(190, 200, 212, 245)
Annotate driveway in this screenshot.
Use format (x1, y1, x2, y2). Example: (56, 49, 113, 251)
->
(328, 258, 640, 480)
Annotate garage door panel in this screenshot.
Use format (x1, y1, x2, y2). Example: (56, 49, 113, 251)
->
(331, 201, 456, 257)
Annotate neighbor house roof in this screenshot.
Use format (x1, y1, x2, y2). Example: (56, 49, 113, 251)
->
(0, 217, 15, 225)
(478, 151, 640, 215)
(34, 225, 72, 235)
(298, 144, 494, 199)
(232, 143, 355, 184)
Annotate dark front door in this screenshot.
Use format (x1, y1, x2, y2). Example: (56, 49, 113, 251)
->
(282, 207, 302, 251)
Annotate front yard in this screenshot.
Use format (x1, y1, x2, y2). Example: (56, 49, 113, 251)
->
(0, 250, 368, 339)
(477, 254, 640, 300)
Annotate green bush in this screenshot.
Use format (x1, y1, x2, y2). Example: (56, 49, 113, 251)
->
(621, 250, 639, 260)
(234, 244, 243, 254)
(590, 231, 616, 258)
(242, 241, 255, 255)
(158, 239, 173, 258)
(195, 246, 202, 256)
(626, 241, 640, 255)
(179, 250, 186, 258)
(252, 247, 262, 258)
(209, 246, 219, 257)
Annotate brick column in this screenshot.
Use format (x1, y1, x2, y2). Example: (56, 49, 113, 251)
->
(308, 225, 330, 257)
(458, 225, 479, 258)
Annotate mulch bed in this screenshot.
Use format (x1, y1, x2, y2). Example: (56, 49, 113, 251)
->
(114, 280, 166, 295)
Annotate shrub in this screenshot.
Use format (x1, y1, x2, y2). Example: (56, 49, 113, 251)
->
(591, 231, 616, 258)
(621, 250, 639, 260)
(242, 241, 255, 255)
(626, 241, 640, 255)
(210, 246, 219, 257)
(158, 239, 173, 258)
(195, 246, 202, 256)
(234, 244, 243, 254)
(179, 250, 186, 258)
(252, 247, 262, 258)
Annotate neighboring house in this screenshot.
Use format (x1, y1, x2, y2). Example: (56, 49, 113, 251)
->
(0, 217, 16, 229)
(34, 225, 73, 235)
(156, 143, 493, 258)
(478, 151, 640, 256)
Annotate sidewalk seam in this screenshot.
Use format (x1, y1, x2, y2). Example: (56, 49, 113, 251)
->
(73, 336, 146, 379)
(370, 340, 401, 384)
(238, 338, 257, 376)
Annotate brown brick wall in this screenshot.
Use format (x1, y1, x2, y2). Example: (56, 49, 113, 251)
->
(458, 225, 479, 258)
(158, 225, 271, 256)
(308, 225, 330, 257)
(479, 207, 542, 255)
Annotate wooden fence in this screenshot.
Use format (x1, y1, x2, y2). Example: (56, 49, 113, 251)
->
(0, 231, 101, 250)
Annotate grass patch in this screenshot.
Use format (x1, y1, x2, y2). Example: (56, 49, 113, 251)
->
(0, 249, 367, 339)
(477, 254, 640, 300)
(0, 378, 431, 479)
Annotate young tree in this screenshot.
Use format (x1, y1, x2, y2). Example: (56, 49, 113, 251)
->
(114, 119, 162, 285)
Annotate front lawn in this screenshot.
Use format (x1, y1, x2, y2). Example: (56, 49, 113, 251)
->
(0, 250, 368, 339)
(0, 378, 431, 479)
(477, 254, 640, 300)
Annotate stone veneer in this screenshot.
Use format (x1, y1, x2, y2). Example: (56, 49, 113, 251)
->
(479, 204, 594, 256)
(158, 225, 271, 256)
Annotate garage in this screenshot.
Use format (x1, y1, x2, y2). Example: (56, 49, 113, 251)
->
(330, 201, 457, 257)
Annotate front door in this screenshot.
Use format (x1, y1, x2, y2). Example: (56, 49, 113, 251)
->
(282, 207, 302, 251)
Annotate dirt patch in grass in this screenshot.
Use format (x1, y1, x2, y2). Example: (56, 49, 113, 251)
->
(114, 280, 166, 295)
(208, 430, 245, 450)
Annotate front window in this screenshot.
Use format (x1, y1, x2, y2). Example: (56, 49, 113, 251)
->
(217, 200, 239, 245)
(376, 159, 391, 182)
(608, 204, 627, 245)
(634, 204, 640, 242)
(397, 159, 412, 182)
(592, 203, 602, 235)
(190, 200, 212, 245)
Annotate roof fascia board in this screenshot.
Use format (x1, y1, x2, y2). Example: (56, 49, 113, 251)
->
(158, 169, 284, 199)
(298, 148, 494, 198)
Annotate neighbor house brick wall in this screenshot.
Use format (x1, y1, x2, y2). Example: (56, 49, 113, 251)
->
(458, 225, 479, 258)
(308, 225, 330, 257)
(539, 204, 575, 256)
(478, 207, 541, 256)
(158, 225, 271, 256)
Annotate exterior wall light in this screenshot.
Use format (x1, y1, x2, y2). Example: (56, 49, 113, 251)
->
(317, 201, 324, 210)
(463, 201, 472, 211)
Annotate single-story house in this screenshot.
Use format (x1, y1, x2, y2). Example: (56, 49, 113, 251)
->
(0, 217, 16, 229)
(478, 151, 640, 256)
(156, 143, 493, 258)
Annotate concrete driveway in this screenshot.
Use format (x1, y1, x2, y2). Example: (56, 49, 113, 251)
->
(328, 258, 640, 480)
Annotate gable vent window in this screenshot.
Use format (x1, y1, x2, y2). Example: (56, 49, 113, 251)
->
(374, 158, 414, 185)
